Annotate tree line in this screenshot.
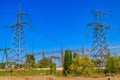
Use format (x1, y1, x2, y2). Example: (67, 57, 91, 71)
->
(63, 50, 120, 76)
(0, 50, 120, 76)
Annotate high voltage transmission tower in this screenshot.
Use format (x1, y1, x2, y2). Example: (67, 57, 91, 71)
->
(0, 45, 10, 69)
(8, 3, 29, 69)
(87, 10, 111, 67)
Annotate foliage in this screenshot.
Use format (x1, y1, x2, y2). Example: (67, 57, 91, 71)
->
(106, 52, 111, 59)
(92, 59, 101, 67)
(70, 54, 95, 76)
(70, 54, 81, 74)
(69, 51, 72, 65)
(37, 57, 53, 68)
(105, 56, 118, 74)
(63, 50, 72, 76)
(50, 62, 56, 74)
(25, 54, 35, 69)
(0, 63, 5, 69)
(73, 52, 78, 59)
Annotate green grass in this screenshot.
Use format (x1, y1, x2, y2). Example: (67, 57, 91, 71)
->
(0, 70, 50, 76)
(0, 71, 10, 76)
(0, 69, 106, 77)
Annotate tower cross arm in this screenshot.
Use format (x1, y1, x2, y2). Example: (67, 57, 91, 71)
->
(87, 22, 111, 29)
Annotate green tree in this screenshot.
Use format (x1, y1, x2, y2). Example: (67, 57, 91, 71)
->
(105, 56, 118, 74)
(37, 57, 53, 68)
(25, 54, 35, 69)
(70, 55, 81, 74)
(63, 50, 72, 76)
(71, 54, 95, 76)
(73, 52, 78, 58)
(69, 51, 72, 65)
(50, 62, 56, 74)
(117, 56, 120, 73)
(81, 54, 95, 76)
(0, 63, 5, 69)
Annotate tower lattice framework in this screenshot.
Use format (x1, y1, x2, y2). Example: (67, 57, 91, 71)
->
(88, 10, 110, 67)
(8, 4, 28, 69)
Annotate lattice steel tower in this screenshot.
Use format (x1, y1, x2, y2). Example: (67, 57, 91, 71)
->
(87, 10, 110, 67)
(8, 3, 28, 69)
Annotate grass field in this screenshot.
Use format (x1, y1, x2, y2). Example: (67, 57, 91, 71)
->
(0, 75, 119, 80)
(0, 69, 119, 80)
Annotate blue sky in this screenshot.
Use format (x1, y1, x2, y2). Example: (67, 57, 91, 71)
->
(0, 0, 120, 53)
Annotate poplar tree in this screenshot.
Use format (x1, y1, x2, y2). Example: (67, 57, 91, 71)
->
(63, 50, 72, 76)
